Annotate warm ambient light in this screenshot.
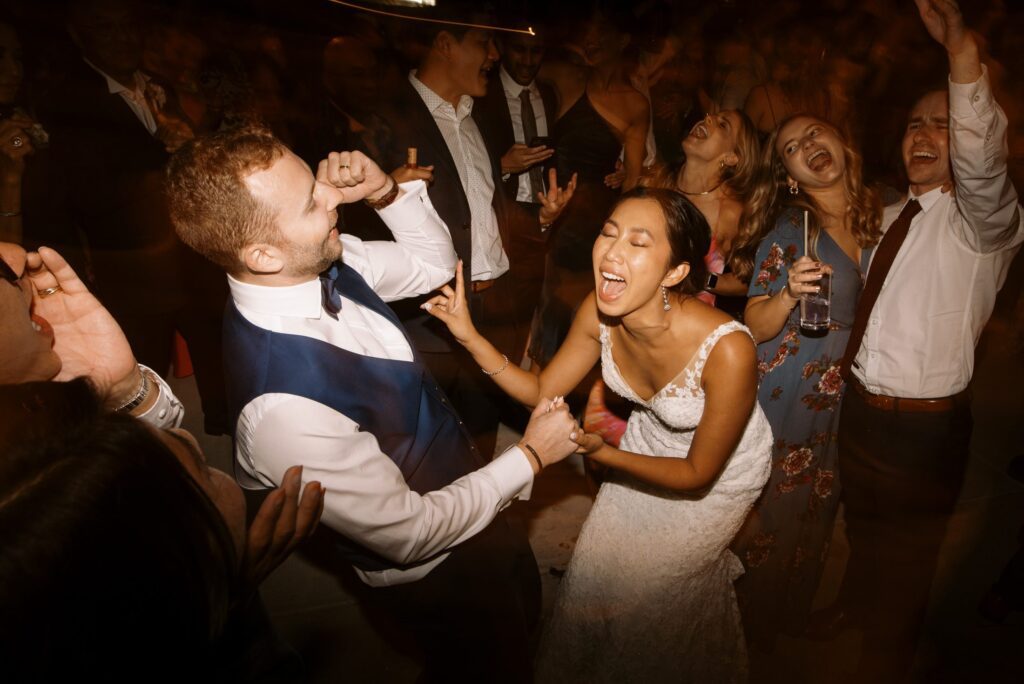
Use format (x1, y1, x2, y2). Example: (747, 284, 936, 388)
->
(325, 0, 536, 36)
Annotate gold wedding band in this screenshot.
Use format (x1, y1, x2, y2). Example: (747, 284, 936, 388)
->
(339, 164, 350, 169)
(38, 285, 63, 298)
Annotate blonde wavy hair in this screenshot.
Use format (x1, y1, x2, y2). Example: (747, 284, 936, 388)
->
(732, 114, 881, 281)
(641, 110, 762, 277)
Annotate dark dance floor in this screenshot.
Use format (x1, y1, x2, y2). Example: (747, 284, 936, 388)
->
(172, 251, 1024, 683)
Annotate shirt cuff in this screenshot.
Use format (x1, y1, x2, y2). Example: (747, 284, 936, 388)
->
(484, 445, 535, 503)
(949, 64, 992, 120)
(134, 364, 185, 429)
(376, 179, 429, 223)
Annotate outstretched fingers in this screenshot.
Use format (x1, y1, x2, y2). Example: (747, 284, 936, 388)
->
(27, 246, 89, 296)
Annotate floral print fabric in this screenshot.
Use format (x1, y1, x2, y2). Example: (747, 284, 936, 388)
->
(732, 209, 872, 645)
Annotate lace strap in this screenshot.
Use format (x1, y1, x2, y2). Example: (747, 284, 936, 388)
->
(689, 320, 752, 381)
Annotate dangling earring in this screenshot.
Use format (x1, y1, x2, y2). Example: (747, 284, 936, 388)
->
(662, 285, 671, 311)
(789, 182, 799, 196)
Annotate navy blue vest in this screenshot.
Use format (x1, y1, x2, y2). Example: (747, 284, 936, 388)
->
(223, 264, 487, 571)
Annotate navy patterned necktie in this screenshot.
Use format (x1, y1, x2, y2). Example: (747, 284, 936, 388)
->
(319, 264, 343, 320)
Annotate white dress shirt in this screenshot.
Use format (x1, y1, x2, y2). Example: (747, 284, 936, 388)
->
(230, 180, 533, 586)
(499, 66, 548, 203)
(136, 364, 184, 429)
(83, 59, 158, 134)
(853, 67, 1024, 398)
(408, 71, 509, 281)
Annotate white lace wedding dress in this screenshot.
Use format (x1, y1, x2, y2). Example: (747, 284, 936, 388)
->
(535, 321, 772, 683)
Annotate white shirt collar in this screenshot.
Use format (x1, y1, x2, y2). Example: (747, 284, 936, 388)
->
(408, 70, 474, 120)
(907, 184, 946, 215)
(499, 66, 535, 99)
(83, 57, 148, 96)
(228, 273, 325, 320)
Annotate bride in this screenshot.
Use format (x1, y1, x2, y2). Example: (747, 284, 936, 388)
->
(424, 187, 772, 682)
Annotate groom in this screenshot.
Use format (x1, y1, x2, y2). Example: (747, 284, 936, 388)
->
(167, 126, 579, 681)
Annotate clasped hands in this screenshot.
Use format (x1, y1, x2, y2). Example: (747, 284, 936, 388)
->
(421, 266, 605, 460)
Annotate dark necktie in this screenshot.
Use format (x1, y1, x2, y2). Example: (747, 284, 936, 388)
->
(319, 264, 342, 320)
(519, 87, 545, 200)
(839, 198, 922, 380)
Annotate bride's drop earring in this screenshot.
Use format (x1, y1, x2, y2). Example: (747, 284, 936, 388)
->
(662, 285, 671, 311)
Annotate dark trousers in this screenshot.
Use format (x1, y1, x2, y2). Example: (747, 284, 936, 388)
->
(836, 388, 971, 682)
(372, 512, 540, 683)
(421, 274, 518, 460)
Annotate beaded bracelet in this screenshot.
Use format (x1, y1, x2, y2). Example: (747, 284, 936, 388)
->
(481, 354, 509, 377)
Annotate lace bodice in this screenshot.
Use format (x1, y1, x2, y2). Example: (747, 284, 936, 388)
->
(536, 320, 773, 683)
(601, 319, 751, 430)
(599, 319, 770, 494)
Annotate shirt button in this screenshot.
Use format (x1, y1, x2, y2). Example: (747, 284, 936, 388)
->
(870, 318, 879, 326)
(158, 409, 167, 418)
(973, 94, 980, 102)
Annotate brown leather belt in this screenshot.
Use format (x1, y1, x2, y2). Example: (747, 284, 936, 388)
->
(849, 377, 967, 413)
(470, 279, 496, 294)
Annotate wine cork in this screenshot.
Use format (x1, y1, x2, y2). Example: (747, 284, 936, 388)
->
(406, 147, 418, 169)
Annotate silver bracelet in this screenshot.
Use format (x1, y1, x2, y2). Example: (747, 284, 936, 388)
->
(115, 366, 151, 413)
(481, 354, 509, 376)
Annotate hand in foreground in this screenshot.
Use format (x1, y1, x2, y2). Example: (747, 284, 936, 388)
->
(244, 464, 325, 587)
(572, 430, 605, 456)
(392, 164, 435, 185)
(25, 247, 139, 407)
(520, 396, 581, 472)
(914, 0, 970, 55)
(154, 113, 195, 154)
(604, 159, 625, 189)
(421, 260, 477, 345)
(783, 256, 831, 303)
(501, 143, 554, 175)
(538, 168, 578, 227)
(317, 150, 394, 204)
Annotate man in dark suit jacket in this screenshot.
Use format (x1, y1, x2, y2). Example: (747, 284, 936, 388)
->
(355, 20, 572, 459)
(473, 28, 560, 362)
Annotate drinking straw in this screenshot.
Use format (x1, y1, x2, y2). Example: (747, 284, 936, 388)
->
(804, 210, 809, 258)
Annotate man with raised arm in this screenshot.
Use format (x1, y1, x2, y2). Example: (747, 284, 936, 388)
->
(167, 127, 579, 682)
(811, 1, 1024, 679)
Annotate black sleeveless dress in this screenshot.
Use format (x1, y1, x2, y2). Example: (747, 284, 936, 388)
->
(529, 93, 622, 365)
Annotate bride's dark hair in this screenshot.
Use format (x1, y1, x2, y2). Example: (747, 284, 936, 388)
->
(611, 187, 710, 295)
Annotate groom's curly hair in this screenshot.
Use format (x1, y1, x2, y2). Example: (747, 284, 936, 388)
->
(611, 187, 711, 296)
(167, 124, 286, 275)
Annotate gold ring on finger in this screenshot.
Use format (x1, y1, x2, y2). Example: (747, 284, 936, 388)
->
(38, 285, 63, 298)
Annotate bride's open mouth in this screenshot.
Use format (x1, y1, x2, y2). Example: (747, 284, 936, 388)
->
(598, 270, 627, 302)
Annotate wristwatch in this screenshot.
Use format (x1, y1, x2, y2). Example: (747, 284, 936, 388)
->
(704, 273, 719, 291)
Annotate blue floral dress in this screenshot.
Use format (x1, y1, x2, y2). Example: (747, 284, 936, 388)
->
(732, 209, 872, 645)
